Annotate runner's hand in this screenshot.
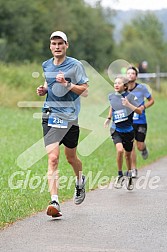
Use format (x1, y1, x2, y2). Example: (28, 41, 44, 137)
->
(56, 71, 68, 87)
(37, 85, 47, 96)
(104, 119, 111, 128)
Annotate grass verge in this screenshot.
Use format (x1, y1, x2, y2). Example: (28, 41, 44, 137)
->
(0, 91, 167, 229)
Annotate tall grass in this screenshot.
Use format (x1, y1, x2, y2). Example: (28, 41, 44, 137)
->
(0, 62, 44, 107)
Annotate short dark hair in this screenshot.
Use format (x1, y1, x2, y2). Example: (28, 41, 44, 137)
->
(127, 66, 138, 76)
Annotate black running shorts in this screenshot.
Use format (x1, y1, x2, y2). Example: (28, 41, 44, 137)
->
(111, 129, 134, 152)
(133, 124, 147, 142)
(42, 113, 79, 148)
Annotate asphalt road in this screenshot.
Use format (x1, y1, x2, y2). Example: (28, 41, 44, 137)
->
(0, 157, 167, 252)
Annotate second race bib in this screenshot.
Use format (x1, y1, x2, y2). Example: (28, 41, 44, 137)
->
(113, 109, 128, 123)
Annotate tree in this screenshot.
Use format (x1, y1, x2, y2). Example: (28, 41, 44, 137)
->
(116, 12, 167, 71)
(0, 0, 48, 61)
(0, 0, 115, 70)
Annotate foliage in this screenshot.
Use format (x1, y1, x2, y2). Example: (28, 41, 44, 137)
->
(0, 0, 115, 70)
(0, 61, 44, 107)
(0, 0, 48, 62)
(116, 12, 167, 72)
(0, 0, 167, 71)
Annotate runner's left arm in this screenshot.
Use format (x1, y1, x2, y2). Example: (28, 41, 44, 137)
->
(144, 96, 154, 109)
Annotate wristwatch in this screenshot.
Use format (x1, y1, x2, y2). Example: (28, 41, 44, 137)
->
(66, 81, 72, 88)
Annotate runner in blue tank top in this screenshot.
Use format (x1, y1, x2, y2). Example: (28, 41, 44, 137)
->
(126, 66, 154, 178)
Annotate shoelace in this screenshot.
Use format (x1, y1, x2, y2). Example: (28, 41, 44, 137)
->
(76, 186, 82, 197)
(50, 200, 59, 206)
(118, 176, 124, 182)
(128, 177, 132, 185)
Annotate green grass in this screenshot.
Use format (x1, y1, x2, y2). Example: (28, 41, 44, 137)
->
(0, 62, 167, 229)
(0, 61, 44, 107)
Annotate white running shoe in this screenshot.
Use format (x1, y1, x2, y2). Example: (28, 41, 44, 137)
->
(131, 168, 138, 178)
(126, 176, 134, 190)
(114, 175, 125, 189)
(74, 175, 86, 205)
(46, 200, 62, 217)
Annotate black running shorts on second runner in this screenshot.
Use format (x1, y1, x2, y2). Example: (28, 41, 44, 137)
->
(111, 129, 134, 152)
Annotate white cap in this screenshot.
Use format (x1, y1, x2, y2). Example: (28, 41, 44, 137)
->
(50, 31, 67, 42)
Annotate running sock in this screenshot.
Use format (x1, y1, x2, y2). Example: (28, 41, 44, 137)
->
(128, 170, 132, 177)
(51, 194, 59, 203)
(76, 175, 83, 186)
(118, 171, 123, 176)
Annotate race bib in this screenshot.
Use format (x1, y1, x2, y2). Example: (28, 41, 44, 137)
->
(133, 112, 139, 120)
(113, 109, 128, 123)
(48, 115, 68, 128)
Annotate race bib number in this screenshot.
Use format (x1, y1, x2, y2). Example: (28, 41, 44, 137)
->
(48, 115, 68, 128)
(133, 112, 139, 120)
(113, 109, 128, 123)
